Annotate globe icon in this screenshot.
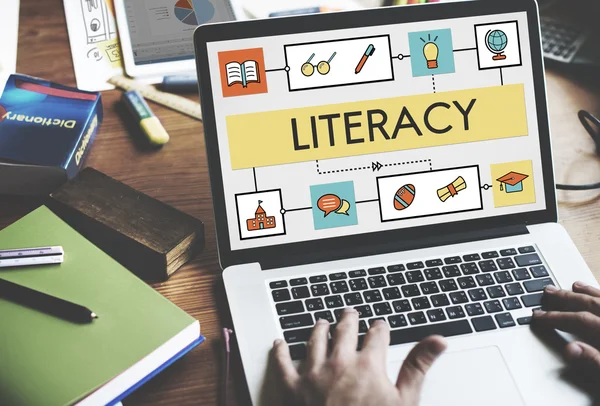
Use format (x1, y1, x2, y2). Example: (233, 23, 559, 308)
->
(485, 29, 508, 61)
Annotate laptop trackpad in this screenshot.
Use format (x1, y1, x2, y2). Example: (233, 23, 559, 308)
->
(388, 346, 524, 406)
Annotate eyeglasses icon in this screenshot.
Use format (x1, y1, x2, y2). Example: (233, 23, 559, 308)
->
(301, 52, 337, 77)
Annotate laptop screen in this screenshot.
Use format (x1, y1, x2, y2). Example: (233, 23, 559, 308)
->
(202, 9, 548, 253)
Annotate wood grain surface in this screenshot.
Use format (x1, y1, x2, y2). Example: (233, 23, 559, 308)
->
(2, 1, 600, 405)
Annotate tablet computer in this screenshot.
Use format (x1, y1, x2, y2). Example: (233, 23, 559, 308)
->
(114, 0, 238, 81)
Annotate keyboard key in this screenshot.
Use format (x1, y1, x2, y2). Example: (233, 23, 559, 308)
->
(349, 270, 367, 278)
(530, 266, 549, 278)
(465, 303, 484, 316)
(350, 278, 368, 291)
(427, 308, 447, 322)
(277, 300, 305, 315)
(311, 284, 329, 297)
(389, 320, 472, 345)
(497, 258, 516, 270)
(424, 268, 443, 280)
(495, 313, 516, 328)
(387, 273, 406, 286)
(482, 251, 499, 259)
(305, 298, 324, 311)
(284, 328, 312, 343)
(325, 295, 344, 308)
(330, 281, 349, 294)
(270, 280, 287, 289)
(502, 297, 522, 310)
(500, 248, 518, 257)
(290, 278, 308, 286)
(524, 278, 554, 293)
(450, 291, 468, 304)
(364, 290, 383, 303)
(461, 263, 479, 275)
(382, 287, 402, 300)
(392, 299, 412, 313)
(408, 311, 427, 325)
(431, 293, 450, 307)
(468, 288, 487, 301)
(368, 267, 386, 275)
(412, 296, 431, 310)
(478, 260, 498, 273)
(314, 310, 334, 323)
(495, 271, 514, 284)
(476, 274, 494, 286)
(505, 283, 524, 296)
(420, 281, 439, 295)
(484, 300, 503, 313)
(293, 286, 311, 299)
(369, 318, 386, 327)
(517, 316, 532, 325)
(310, 275, 327, 283)
(442, 265, 461, 278)
(373, 302, 393, 316)
(439, 279, 458, 292)
(472, 316, 497, 332)
(512, 268, 531, 281)
(444, 256, 462, 264)
(387, 264, 405, 273)
(402, 284, 421, 297)
(426, 259, 444, 267)
(344, 292, 364, 306)
(458, 276, 476, 289)
(359, 320, 369, 333)
(272, 289, 291, 302)
(515, 254, 542, 267)
(487, 286, 506, 298)
(518, 246, 536, 254)
(368, 275, 387, 288)
(407, 261, 425, 270)
(406, 271, 425, 283)
(329, 272, 348, 280)
(355, 305, 373, 319)
(389, 314, 408, 328)
(463, 254, 481, 262)
(289, 343, 307, 360)
(280, 313, 313, 329)
(446, 305, 466, 319)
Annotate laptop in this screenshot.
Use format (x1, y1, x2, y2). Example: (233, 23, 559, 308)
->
(194, 1, 599, 404)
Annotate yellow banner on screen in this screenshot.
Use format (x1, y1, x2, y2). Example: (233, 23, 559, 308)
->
(226, 84, 528, 170)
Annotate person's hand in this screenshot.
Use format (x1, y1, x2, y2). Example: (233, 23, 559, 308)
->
(532, 281, 600, 372)
(273, 308, 447, 406)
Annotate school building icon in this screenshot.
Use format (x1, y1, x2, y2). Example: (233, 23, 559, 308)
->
(246, 200, 276, 231)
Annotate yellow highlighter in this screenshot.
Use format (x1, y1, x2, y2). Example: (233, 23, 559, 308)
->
(122, 90, 170, 146)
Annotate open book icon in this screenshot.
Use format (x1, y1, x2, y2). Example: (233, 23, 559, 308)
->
(225, 60, 260, 88)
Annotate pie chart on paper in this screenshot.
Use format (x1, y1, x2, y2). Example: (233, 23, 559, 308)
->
(174, 0, 215, 26)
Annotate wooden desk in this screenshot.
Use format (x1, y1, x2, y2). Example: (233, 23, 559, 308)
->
(3, 1, 600, 405)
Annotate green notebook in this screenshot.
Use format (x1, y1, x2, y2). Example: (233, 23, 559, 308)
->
(0, 206, 201, 406)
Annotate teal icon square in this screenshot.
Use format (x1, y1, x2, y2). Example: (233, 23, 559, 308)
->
(408, 29, 455, 77)
(310, 181, 358, 230)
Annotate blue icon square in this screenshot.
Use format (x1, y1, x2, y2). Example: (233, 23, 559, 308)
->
(310, 181, 358, 230)
(408, 29, 455, 77)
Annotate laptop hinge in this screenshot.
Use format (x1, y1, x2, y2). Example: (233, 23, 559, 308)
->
(260, 224, 529, 271)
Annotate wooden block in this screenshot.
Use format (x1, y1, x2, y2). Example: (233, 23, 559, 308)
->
(48, 167, 204, 281)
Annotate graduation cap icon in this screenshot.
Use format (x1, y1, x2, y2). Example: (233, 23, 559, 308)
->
(497, 171, 529, 193)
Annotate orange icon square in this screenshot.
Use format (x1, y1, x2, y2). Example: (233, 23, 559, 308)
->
(218, 48, 268, 97)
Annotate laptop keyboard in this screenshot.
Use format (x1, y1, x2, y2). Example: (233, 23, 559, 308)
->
(268, 245, 554, 360)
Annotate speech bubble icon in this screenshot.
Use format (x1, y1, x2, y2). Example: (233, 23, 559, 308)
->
(336, 199, 351, 216)
(317, 194, 342, 217)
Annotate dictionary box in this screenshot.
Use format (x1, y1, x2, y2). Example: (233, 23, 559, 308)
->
(0, 74, 102, 195)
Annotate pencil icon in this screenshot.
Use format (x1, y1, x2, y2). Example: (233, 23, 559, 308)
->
(355, 44, 375, 74)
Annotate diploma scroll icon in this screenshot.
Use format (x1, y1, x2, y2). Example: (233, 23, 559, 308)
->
(437, 176, 467, 202)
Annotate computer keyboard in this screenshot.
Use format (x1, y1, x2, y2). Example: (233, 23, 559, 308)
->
(268, 245, 554, 361)
(540, 16, 589, 63)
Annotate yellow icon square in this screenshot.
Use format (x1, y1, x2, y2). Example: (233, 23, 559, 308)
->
(490, 160, 536, 208)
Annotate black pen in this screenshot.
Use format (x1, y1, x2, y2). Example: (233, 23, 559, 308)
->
(0, 278, 97, 323)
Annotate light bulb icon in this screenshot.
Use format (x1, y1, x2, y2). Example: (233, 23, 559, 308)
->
(423, 42, 439, 69)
